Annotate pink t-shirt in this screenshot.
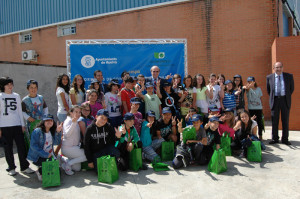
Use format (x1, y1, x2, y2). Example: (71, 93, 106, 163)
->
(82, 101, 103, 118)
(218, 123, 235, 139)
(133, 112, 143, 136)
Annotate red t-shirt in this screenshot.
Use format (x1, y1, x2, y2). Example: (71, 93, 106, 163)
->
(121, 89, 136, 115)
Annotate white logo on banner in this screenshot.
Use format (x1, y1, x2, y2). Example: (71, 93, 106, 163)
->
(81, 55, 95, 68)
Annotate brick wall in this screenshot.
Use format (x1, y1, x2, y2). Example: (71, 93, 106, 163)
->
(272, 36, 300, 130)
(0, 0, 279, 119)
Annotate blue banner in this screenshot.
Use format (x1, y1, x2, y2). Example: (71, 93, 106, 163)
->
(69, 43, 185, 88)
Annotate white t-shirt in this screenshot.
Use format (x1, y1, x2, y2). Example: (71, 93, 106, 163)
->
(206, 85, 221, 108)
(56, 87, 69, 114)
(43, 132, 53, 153)
(0, 92, 25, 127)
(105, 92, 122, 117)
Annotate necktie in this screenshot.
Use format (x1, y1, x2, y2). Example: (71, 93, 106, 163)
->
(277, 76, 281, 96)
(154, 79, 157, 94)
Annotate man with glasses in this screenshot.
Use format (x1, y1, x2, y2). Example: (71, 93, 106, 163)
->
(267, 62, 294, 145)
(145, 65, 168, 93)
(93, 70, 108, 94)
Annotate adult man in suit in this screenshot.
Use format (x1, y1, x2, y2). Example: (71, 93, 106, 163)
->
(94, 70, 108, 94)
(145, 65, 169, 93)
(267, 62, 294, 145)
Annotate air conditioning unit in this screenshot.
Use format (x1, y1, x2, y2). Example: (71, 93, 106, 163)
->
(22, 50, 37, 61)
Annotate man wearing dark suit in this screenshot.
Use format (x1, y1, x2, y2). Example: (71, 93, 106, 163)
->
(94, 70, 108, 94)
(267, 62, 294, 145)
(145, 65, 168, 93)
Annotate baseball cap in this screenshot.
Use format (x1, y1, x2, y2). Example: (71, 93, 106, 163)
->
(190, 114, 203, 122)
(43, 114, 54, 121)
(124, 112, 135, 120)
(130, 97, 141, 104)
(162, 107, 172, 114)
(97, 109, 109, 117)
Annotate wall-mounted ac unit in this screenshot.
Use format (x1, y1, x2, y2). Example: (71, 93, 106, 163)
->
(22, 50, 37, 61)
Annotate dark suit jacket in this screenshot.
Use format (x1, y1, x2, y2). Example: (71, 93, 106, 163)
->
(145, 76, 168, 91)
(266, 72, 294, 109)
(99, 83, 108, 94)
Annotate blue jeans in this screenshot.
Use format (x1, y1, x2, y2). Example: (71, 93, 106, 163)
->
(143, 138, 164, 161)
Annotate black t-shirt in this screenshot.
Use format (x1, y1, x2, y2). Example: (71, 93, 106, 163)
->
(156, 118, 174, 140)
(161, 91, 180, 116)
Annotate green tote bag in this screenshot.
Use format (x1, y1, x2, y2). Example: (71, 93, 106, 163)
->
(42, 158, 61, 188)
(97, 156, 119, 184)
(161, 141, 175, 162)
(129, 144, 143, 171)
(247, 141, 262, 162)
(207, 149, 227, 174)
(220, 133, 232, 156)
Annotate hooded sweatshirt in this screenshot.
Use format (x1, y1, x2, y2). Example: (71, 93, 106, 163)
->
(84, 120, 118, 163)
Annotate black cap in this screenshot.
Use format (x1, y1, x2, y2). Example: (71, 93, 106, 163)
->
(97, 109, 109, 117)
(124, 112, 135, 120)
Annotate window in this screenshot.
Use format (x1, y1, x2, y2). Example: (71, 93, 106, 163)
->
(57, 24, 76, 37)
(19, 32, 32, 43)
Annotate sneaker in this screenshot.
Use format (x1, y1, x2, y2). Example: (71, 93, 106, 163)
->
(35, 170, 42, 181)
(8, 169, 17, 176)
(62, 163, 74, 176)
(22, 167, 35, 174)
(141, 163, 148, 170)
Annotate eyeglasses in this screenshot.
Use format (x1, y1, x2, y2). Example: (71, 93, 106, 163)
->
(83, 109, 91, 112)
(152, 71, 159, 73)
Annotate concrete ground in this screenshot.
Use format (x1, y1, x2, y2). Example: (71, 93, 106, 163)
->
(0, 125, 300, 199)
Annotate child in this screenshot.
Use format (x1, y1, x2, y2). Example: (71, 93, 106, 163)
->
(22, 79, 48, 134)
(193, 74, 210, 115)
(185, 108, 197, 126)
(120, 76, 136, 115)
(140, 111, 164, 162)
(160, 82, 181, 117)
(137, 82, 161, 120)
(233, 74, 245, 112)
(244, 76, 264, 140)
(206, 73, 224, 111)
(70, 74, 85, 105)
(78, 103, 94, 145)
(156, 107, 177, 144)
(172, 74, 183, 94)
(87, 79, 104, 105)
(55, 73, 70, 122)
(232, 110, 265, 157)
(218, 108, 236, 139)
(62, 106, 87, 172)
(135, 74, 146, 117)
(223, 80, 241, 112)
(84, 110, 123, 172)
(130, 97, 143, 136)
(178, 75, 196, 120)
(120, 71, 130, 90)
(104, 80, 122, 128)
(82, 89, 103, 118)
(27, 114, 72, 181)
(0, 77, 34, 176)
(118, 113, 147, 170)
(173, 114, 207, 169)
(201, 117, 221, 165)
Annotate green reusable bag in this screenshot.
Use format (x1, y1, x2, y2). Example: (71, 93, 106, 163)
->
(182, 126, 196, 144)
(24, 131, 31, 154)
(247, 141, 262, 162)
(29, 120, 41, 133)
(42, 158, 61, 188)
(97, 156, 119, 184)
(129, 144, 143, 171)
(161, 141, 174, 162)
(220, 132, 232, 156)
(207, 149, 227, 174)
(151, 162, 170, 172)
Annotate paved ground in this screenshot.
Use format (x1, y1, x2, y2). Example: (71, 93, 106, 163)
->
(0, 124, 300, 199)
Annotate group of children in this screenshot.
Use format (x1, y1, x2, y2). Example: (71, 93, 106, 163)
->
(0, 70, 265, 182)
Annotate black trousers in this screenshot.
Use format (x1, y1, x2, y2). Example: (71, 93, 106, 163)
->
(33, 157, 48, 175)
(1, 126, 30, 171)
(271, 96, 290, 142)
(249, 109, 263, 136)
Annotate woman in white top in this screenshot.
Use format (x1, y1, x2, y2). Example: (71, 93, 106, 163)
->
(193, 74, 212, 114)
(70, 74, 85, 106)
(0, 77, 34, 176)
(61, 105, 87, 172)
(56, 74, 70, 122)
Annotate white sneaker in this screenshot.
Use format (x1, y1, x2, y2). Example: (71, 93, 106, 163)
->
(22, 167, 35, 174)
(8, 169, 17, 176)
(62, 163, 74, 176)
(35, 170, 42, 181)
